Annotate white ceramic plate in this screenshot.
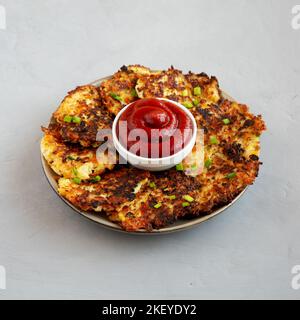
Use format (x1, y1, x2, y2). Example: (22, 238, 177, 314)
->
(40, 76, 248, 234)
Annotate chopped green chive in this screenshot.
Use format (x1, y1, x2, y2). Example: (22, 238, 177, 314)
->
(183, 195, 194, 202)
(72, 177, 81, 184)
(193, 99, 199, 106)
(176, 163, 184, 171)
(183, 101, 193, 109)
(64, 115, 81, 124)
(222, 118, 230, 125)
(205, 159, 212, 168)
(72, 167, 78, 176)
(72, 116, 81, 124)
(191, 164, 198, 170)
(154, 202, 162, 209)
(226, 172, 237, 179)
(182, 202, 190, 207)
(63, 115, 73, 123)
(193, 86, 201, 96)
(182, 89, 189, 96)
(67, 155, 76, 161)
(130, 89, 138, 97)
(110, 92, 122, 101)
(149, 182, 156, 188)
(169, 195, 176, 200)
(91, 175, 101, 182)
(210, 136, 219, 145)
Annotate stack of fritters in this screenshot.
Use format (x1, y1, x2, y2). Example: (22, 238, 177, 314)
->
(41, 65, 266, 231)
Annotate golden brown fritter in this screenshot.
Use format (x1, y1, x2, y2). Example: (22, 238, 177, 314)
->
(99, 65, 151, 115)
(42, 65, 266, 232)
(190, 99, 265, 158)
(41, 132, 114, 180)
(136, 66, 194, 105)
(48, 85, 112, 147)
(58, 167, 195, 231)
(185, 71, 222, 104)
(179, 99, 266, 216)
(58, 167, 158, 231)
(135, 67, 222, 108)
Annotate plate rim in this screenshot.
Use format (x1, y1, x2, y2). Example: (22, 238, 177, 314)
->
(40, 75, 249, 234)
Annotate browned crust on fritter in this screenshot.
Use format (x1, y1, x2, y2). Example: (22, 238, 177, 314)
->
(47, 85, 113, 147)
(191, 99, 266, 147)
(135, 66, 193, 104)
(99, 65, 151, 115)
(135, 67, 222, 107)
(185, 71, 222, 104)
(58, 167, 155, 231)
(41, 130, 114, 179)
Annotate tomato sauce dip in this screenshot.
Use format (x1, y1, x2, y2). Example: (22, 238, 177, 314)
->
(116, 98, 193, 158)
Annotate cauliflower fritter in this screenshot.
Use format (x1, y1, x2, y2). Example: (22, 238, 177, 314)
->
(48, 85, 112, 147)
(135, 67, 222, 108)
(99, 64, 151, 115)
(135, 67, 194, 105)
(58, 167, 194, 231)
(58, 167, 158, 231)
(41, 132, 114, 180)
(185, 71, 222, 104)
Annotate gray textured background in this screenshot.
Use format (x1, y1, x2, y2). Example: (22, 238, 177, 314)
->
(0, 0, 299, 299)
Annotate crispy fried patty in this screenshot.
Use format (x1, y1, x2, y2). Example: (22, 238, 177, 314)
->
(185, 71, 222, 104)
(41, 132, 114, 180)
(135, 67, 222, 106)
(99, 65, 151, 115)
(42, 65, 266, 231)
(58, 167, 199, 231)
(136, 67, 193, 104)
(47, 85, 112, 147)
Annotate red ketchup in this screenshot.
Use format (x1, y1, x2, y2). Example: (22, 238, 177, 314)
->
(116, 98, 193, 158)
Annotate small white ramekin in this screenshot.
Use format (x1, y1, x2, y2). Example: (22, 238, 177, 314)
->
(112, 98, 197, 171)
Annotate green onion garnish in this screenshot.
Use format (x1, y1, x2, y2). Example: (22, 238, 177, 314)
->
(72, 167, 78, 176)
(182, 202, 190, 207)
(193, 99, 199, 106)
(169, 195, 176, 200)
(72, 177, 81, 184)
(67, 155, 76, 160)
(110, 92, 122, 101)
(154, 202, 162, 209)
(210, 136, 219, 145)
(226, 172, 237, 179)
(149, 182, 156, 188)
(183, 195, 194, 202)
(63, 115, 73, 123)
(91, 175, 101, 182)
(176, 163, 184, 171)
(72, 116, 81, 124)
(64, 115, 81, 124)
(130, 89, 138, 97)
(222, 118, 230, 125)
(193, 86, 201, 96)
(183, 101, 193, 109)
(191, 164, 198, 170)
(182, 89, 189, 97)
(204, 159, 212, 168)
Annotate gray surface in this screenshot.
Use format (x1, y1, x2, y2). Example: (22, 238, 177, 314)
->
(0, 0, 299, 300)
